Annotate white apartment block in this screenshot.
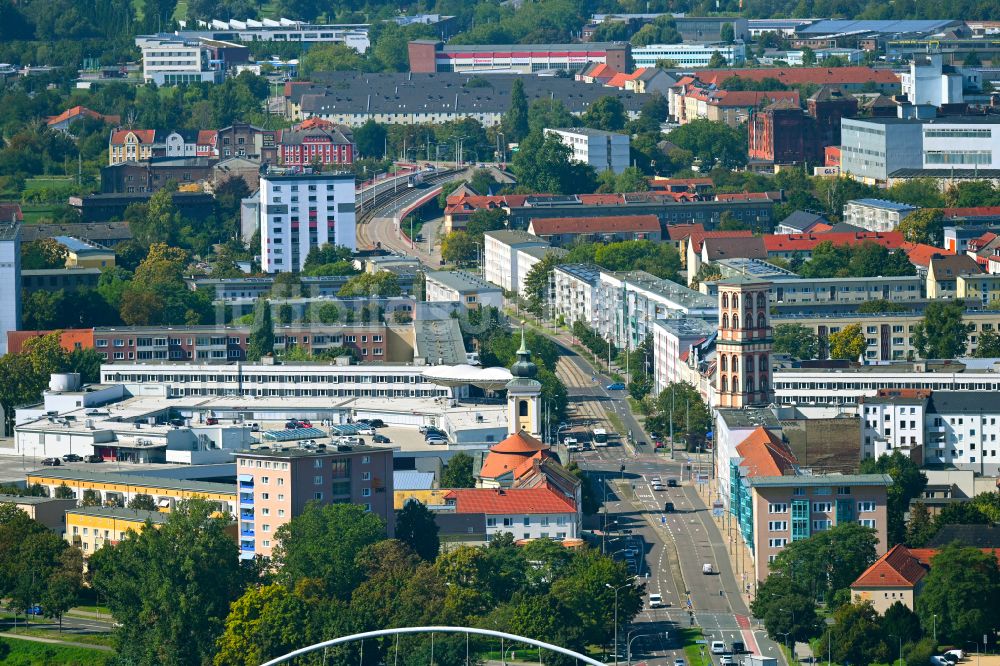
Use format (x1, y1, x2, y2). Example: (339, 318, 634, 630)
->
(135, 35, 223, 85)
(515, 246, 567, 297)
(544, 127, 630, 175)
(597, 270, 717, 350)
(260, 171, 356, 273)
(483, 230, 550, 293)
(0, 222, 20, 355)
(651, 317, 715, 395)
(100, 363, 457, 400)
(843, 199, 917, 232)
(774, 360, 1000, 412)
(703, 273, 925, 306)
(553, 263, 600, 330)
(424, 270, 503, 309)
(860, 391, 1000, 475)
(632, 42, 746, 68)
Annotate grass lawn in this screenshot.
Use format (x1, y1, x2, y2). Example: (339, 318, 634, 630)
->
(23, 177, 74, 191)
(171, 0, 187, 22)
(68, 605, 109, 615)
(2, 626, 113, 648)
(19, 204, 62, 224)
(678, 627, 710, 666)
(0, 635, 112, 665)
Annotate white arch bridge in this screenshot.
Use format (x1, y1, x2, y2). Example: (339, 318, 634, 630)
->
(259, 626, 607, 666)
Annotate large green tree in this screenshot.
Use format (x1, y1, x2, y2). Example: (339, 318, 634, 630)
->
(773, 324, 819, 360)
(90, 499, 246, 666)
(395, 500, 441, 561)
(511, 131, 597, 195)
(246, 298, 274, 362)
(915, 543, 1000, 645)
(440, 451, 476, 488)
(860, 451, 927, 546)
(822, 601, 888, 666)
(912, 300, 972, 359)
(770, 522, 880, 603)
(213, 583, 316, 666)
(666, 119, 747, 170)
(271, 502, 385, 600)
(828, 323, 867, 361)
(502, 78, 530, 142)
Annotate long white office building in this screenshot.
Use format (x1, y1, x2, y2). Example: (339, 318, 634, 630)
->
(773, 361, 1000, 411)
(632, 42, 746, 68)
(100, 363, 460, 399)
(0, 222, 21, 355)
(260, 170, 356, 273)
(180, 18, 371, 52)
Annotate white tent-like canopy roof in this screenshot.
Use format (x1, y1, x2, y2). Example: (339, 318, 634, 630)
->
(421, 365, 513, 389)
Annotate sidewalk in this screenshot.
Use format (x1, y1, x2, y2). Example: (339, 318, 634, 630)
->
(0, 630, 113, 651)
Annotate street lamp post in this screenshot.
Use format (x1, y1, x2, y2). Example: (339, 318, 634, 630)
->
(932, 614, 937, 643)
(627, 631, 664, 666)
(606, 578, 637, 666)
(888, 634, 902, 666)
(778, 632, 792, 663)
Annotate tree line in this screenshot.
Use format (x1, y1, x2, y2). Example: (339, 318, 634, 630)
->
(82, 498, 643, 666)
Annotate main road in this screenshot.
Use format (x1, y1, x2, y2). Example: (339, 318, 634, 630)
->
(552, 336, 782, 666)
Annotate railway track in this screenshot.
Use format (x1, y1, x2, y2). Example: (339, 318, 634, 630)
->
(355, 170, 460, 250)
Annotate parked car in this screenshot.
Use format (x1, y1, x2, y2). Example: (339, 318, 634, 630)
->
(205, 417, 219, 425)
(711, 642, 726, 655)
(62, 453, 82, 462)
(41, 457, 61, 466)
(368, 419, 385, 428)
(606, 382, 626, 390)
(299, 420, 312, 428)
(285, 420, 300, 429)
(372, 434, 391, 443)
(943, 651, 965, 662)
(84, 454, 103, 463)
(26, 605, 43, 616)
(941, 655, 960, 665)
(426, 437, 447, 445)
(247, 422, 260, 432)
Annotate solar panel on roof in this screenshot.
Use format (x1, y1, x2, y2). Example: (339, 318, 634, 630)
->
(330, 423, 369, 435)
(262, 427, 326, 442)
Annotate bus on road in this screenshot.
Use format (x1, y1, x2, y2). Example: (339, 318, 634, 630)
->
(593, 428, 609, 446)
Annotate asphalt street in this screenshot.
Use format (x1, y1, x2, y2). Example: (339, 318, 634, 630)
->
(553, 340, 783, 666)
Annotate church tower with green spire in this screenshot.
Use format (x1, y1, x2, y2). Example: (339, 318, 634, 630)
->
(506, 324, 542, 437)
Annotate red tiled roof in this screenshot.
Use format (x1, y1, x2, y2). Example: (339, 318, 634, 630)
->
(0, 203, 23, 222)
(490, 430, 548, 454)
(700, 66, 900, 86)
(445, 487, 576, 515)
(529, 214, 660, 236)
(736, 427, 797, 477)
(811, 223, 833, 233)
(763, 231, 905, 252)
(196, 130, 217, 146)
(943, 207, 1000, 219)
(665, 223, 706, 240)
(109, 129, 156, 145)
(901, 242, 949, 267)
(712, 90, 800, 107)
(587, 63, 617, 79)
(715, 191, 781, 202)
(47, 105, 119, 127)
(578, 194, 625, 205)
(606, 72, 632, 88)
(852, 544, 929, 588)
(479, 451, 547, 479)
(687, 230, 754, 252)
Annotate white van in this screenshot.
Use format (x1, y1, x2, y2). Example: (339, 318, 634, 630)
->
(702, 563, 714, 575)
(648, 593, 663, 608)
